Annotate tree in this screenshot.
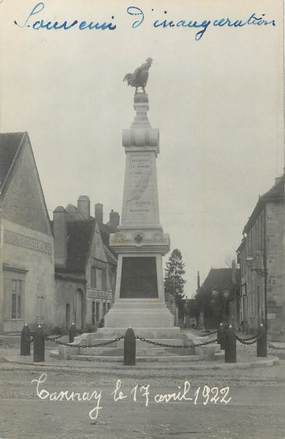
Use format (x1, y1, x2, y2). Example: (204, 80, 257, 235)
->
(164, 249, 186, 306)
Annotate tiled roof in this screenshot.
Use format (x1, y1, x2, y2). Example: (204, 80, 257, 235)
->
(99, 223, 117, 246)
(200, 268, 238, 293)
(54, 199, 119, 274)
(104, 244, 117, 266)
(262, 175, 285, 199)
(55, 214, 118, 274)
(65, 219, 95, 273)
(243, 175, 285, 233)
(0, 132, 25, 190)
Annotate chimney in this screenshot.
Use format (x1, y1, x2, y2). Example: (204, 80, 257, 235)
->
(53, 206, 66, 266)
(77, 195, 90, 219)
(95, 203, 103, 224)
(197, 271, 200, 289)
(109, 209, 120, 229)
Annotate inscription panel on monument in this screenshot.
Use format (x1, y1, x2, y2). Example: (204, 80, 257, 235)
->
(120, 257, 158, 298)
(123, 152, 158, 225)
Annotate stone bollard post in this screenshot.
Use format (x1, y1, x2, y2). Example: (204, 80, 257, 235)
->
(69, 322, 77, 343)
(124, 328, 136, 366)
(20, 323, 31, 356)
(33, 324, 45, 362)
(217, 322, 225, 350)
(224, 324, 236, 363)
(257, 323, 267, 357)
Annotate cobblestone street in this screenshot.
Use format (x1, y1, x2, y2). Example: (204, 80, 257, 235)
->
(0, 355, 285, 439)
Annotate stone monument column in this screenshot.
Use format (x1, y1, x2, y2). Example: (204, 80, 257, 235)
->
(104, 91, 176, 333)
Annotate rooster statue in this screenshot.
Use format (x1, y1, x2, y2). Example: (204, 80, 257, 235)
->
(123, 58, 153, 94)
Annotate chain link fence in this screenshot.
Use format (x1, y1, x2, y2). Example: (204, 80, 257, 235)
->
(136, 335, 217, 348)
(47, 335, 124, 349)
(235, 333, 261, 345)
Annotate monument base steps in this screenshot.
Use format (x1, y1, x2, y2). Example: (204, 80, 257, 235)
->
(78, 340, 194, 357)
(76, 328, 182, 345)
(55, 330, 197, 360)
(68, 354, 200, 363)
(104, 299, 175, 329)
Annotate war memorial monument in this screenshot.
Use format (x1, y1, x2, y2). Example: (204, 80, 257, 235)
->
(99, 58, 180, 339)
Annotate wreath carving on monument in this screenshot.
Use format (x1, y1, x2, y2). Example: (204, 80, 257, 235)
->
(134, 232, 144, 244)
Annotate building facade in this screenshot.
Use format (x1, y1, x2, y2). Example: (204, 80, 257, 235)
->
(53, 198, 118, 330)
(0, 132, 55, 332)
(237, 175, 285, 340)
(0, 132, 119, 333)
(196, 266, 239, 329)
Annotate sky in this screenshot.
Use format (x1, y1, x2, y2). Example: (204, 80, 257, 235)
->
(0, 0, 284, 296)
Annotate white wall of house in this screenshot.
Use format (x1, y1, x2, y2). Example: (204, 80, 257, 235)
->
(0, 219, 55, 332)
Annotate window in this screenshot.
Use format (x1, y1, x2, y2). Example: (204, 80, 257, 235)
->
(95, 302, 100, 322)
(11, 280, 22, 319)
(91, 265, 107, 291)
(3, 266, 26, 321)
(92, 302, 95, 325)
(110, 269, 116, 291)
(102, 270, 107, 291)
(91, 266, 96, 288)
(96, 268, 102, 290)
(103, 302, 107, 316)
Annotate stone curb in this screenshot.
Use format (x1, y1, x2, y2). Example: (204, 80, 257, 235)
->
(0, 353, 280, 373)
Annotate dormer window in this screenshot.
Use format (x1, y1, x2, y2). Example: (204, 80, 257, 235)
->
(90, 265, 107, 291)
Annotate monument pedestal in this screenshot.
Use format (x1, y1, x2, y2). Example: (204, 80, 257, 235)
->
(102, 92, 178, 336)
(97, 296, 180, 339)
